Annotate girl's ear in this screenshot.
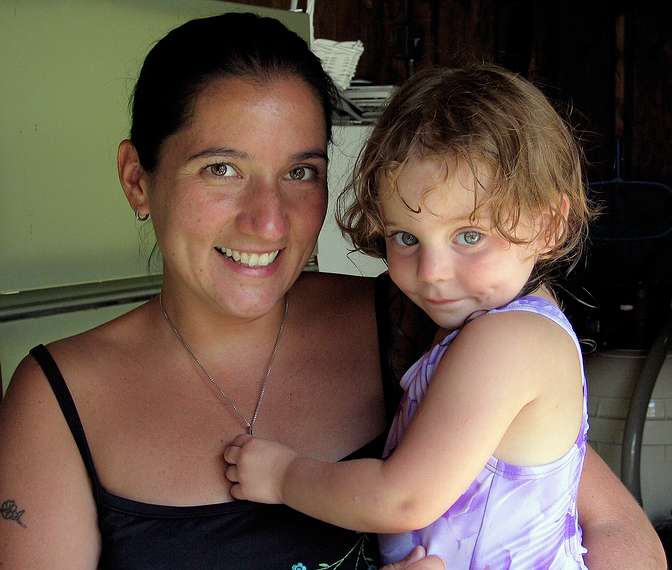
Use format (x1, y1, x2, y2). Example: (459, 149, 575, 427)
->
(538, 194, 570, 255)
(118, 140, 151, 217)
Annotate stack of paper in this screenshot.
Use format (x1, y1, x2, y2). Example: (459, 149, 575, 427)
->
(336, 82, 397, 123)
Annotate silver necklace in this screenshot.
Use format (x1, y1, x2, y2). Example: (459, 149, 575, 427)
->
(159, 293, 289, 436)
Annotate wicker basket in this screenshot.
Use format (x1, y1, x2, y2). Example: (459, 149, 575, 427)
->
(311, 38, 364, 91)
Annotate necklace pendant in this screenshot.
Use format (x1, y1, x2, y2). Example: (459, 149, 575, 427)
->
(159, 292, 288, 444)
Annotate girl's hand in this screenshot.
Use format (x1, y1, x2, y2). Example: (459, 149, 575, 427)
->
(381, 546, 445, 570)
(224, 434, 298, 503)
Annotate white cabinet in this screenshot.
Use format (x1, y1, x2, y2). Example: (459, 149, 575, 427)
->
(317, 125, 387, 278)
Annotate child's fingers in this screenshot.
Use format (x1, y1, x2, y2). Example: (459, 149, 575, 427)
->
(229, 482, 245, 500)
(224, 444, 241, 464)
(231, 433, 253, 447)
(225, 465, 240, 483)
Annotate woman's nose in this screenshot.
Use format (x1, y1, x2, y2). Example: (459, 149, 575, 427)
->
(237, 178, 289, 241)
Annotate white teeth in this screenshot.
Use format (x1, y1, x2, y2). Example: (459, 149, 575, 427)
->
(216, 247, 280, 267)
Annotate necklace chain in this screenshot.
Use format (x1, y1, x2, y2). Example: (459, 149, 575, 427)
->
(159, 293, 289, 436)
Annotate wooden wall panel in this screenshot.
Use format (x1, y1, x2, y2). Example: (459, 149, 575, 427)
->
(231, 0, 669, 189)
(631, 6, 672, 186)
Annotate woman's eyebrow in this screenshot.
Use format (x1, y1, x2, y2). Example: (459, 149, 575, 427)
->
(290, 150, 328, 163)
(186, 148, 328, 163)
(187, 147, 248, 161)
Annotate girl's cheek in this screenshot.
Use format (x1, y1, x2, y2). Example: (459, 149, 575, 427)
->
(387, 251, 416, 287)
(456, 254, 492, 288)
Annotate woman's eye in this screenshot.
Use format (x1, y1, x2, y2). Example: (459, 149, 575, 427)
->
(456, 230, 483, 246)
(393, 232, 419, 247)
(206, 163, 236, 177)
(287, 166, 316, 181)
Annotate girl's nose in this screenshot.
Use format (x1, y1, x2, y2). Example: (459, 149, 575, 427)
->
(237, 178, 289, 242)
(417, 248, 452, 284)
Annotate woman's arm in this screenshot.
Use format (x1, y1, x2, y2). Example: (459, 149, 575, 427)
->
(0, 355, 100, 569)
(578, 446, 666, 569)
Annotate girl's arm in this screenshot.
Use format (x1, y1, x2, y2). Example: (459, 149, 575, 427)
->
(578, 447, 666, 569)
(226, 311, 562, 532)
(0, 356, 101, 569)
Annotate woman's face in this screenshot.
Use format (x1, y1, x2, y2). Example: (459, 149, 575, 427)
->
(146, 75, 328, 319)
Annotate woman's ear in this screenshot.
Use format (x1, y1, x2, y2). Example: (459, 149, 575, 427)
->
(118, 140, 151, 217)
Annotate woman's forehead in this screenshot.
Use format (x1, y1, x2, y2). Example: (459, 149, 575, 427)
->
(160, 75, 328, 163)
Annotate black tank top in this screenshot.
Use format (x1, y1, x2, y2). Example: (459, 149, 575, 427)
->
(29, 275, 433, 570)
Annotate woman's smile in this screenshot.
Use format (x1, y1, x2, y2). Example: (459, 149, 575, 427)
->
(214, 246, 281, 268)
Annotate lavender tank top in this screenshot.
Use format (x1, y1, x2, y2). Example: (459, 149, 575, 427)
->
(379, 296, 589, 569)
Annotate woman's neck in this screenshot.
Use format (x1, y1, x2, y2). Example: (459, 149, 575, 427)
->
(156, 284, 289, 363)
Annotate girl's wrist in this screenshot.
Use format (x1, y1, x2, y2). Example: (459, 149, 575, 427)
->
(279, 451, 301, 503)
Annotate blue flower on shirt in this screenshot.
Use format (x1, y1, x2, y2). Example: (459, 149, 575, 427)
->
(292, 563, 307, 570)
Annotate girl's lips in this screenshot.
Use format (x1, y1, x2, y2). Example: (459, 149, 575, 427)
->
(426, 297, 459, 305)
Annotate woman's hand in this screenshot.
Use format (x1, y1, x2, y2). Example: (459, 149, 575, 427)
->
(578, 446, 666, 568)
(224, 434, 298, 503)
(380, 546, 445, 570)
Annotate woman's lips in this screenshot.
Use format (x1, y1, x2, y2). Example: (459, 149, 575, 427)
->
(215, 247, 283, 276)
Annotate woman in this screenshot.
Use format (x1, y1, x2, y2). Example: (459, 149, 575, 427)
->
(0, 12, 664, 570)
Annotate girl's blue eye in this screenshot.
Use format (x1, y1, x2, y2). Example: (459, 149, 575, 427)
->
(287, 166, 316, 181)
(393, 232, 419, 247)
(207, 162, 236, 177)
(456, 230, 483, 246)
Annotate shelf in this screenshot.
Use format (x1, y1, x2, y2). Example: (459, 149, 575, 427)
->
(0, 274, 163, 323)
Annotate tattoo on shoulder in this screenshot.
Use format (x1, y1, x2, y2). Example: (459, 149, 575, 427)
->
(1, 499, 28, 528)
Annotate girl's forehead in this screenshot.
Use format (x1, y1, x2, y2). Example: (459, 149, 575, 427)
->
(380, 173, 488, 228)
(383, 156, 492, 210)
(392, 155, 493, 193)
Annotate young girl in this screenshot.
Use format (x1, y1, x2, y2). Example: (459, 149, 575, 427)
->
(224, 64, 593, 569)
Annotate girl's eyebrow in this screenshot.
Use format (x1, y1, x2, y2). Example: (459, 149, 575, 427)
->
(186, 148, 328, 163)
(382, 217, 405, 228)
(384, 211, 476, 226)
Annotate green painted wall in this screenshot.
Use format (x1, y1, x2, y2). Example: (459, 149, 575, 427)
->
(0, 0, 308, 293)
(0, 1, 309, 391)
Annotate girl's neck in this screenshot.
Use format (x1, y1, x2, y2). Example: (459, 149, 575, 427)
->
(429, 286, 557, 347)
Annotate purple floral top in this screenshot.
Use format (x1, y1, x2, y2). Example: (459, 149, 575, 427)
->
(379, 296, 589, 569)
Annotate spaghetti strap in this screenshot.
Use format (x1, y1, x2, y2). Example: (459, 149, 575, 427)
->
(29, 344, 103, 507)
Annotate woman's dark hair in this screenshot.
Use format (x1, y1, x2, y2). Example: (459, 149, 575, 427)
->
(130, 12, 338, 171)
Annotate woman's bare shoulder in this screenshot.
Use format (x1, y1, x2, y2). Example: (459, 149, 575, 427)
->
(293, 271, 377, 315)
(0, 333, 102, 567)
(56, 298, 153, 346)
(32, 300, 156, 391)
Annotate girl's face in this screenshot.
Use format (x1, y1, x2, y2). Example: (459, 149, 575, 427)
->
(381, 157, 545, 332)
(145, 76, 328, 319)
